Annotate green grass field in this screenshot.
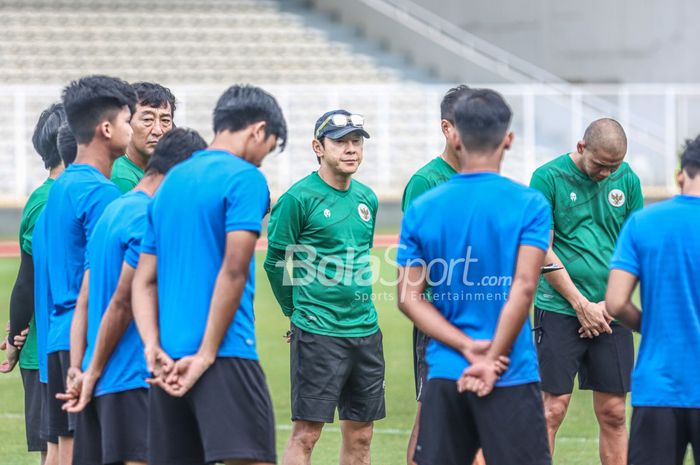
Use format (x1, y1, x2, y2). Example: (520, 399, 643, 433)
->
(0, 253, 692, 465)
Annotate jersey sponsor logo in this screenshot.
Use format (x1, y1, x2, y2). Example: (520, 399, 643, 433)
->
(570, 192, 577, 202)
(323, 208, 331, 218)
(608, 189, 625, 207)
(358, 203, 371, 222)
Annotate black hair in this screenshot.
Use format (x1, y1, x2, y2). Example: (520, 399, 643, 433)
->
(32, 103, 66, 170)
(213, 85, 287, 152)
(583, 118, 627, 155)
(681, 135, 700, 179)
(56, 123, 77, 167)
(131, 81, 176, 113)
(453, 88, 512, 152)
(145, 127, 206, 175)
(62, 75, 137, 145)
(440, 84, 472, 123)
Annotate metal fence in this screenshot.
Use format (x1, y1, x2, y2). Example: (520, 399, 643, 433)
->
(1, 83, 698, 205)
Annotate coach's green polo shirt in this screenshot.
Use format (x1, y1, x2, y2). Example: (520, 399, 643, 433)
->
(401, 156, 457, 211)
(530, 153, 643, 317)
(18, 178, 53, 369)
(265, 171, 379, 337)
(111, 155, 144, 193)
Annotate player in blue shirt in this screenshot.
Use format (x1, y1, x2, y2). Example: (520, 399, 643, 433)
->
(44, 75, 136, 465)
(55, 128, 207, 465)
(606, 136, 700, 465)
(396, 89, 552, 465)
(131, 85, 287, 465)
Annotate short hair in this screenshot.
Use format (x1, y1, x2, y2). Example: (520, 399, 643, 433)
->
(453, 88, 512, 152)
(57, 123, 77, 167)
(583, 118, 627, 155)
(131, 81, 176, 113)
(62, 75, 137, 145)
(32, 103, 66, 170)
(213, 85, 287, 152)
(681, 135, 700, 179)
(440, 84, 472, 123)
(145, 127, 206, 175)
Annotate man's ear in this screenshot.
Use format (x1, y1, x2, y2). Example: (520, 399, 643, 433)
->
(677, 169, 685, 190)
(98, 120, 111, 141)
(441, 119, 453, 138)
(503, 132, 514, 150)
(576, 140, 586, 155)
(311, 138, 324, 157)
(252, 121, 267, 142)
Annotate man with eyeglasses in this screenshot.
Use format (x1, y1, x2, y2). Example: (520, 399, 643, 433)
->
(111, 82, 176, 193)
(265, 109, 385, 465)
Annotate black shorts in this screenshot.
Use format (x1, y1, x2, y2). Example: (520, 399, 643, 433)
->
(415, 380, 551, 465)
(413, 326, 430, 402)
(535, 307, 634, 395)
(47, 351, 76, 437)
(73, 388, 148, 465)
(148, 357, 276, 465)
(20, 368, 46, 452)
(39, 382, 58, 444)
(290, 324, 386, 423)
(629, 406, 700, 465)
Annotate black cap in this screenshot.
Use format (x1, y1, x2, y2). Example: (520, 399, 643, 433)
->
(314, 109, 370, 140)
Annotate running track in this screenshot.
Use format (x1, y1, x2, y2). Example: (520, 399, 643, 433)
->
(0, 235, 401, 258)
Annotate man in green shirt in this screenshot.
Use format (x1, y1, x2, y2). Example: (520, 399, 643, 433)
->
(402, 85, 492, 465)
(1, 102, 67, 465)
(265, 109, 383, 465)
(111, 82, 175, 192)
(530, 118, 643, 465)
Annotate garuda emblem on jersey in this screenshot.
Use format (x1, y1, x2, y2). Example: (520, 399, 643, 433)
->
(358, 203, 371, 222)
(608, 189, 625, 207)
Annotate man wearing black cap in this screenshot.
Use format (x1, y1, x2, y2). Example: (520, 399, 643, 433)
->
(265, 110, 384, 465)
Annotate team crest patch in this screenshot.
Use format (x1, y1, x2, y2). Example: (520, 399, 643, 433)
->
(608, 189, 625, 207)
(570, 192, 577, 202)
(358, 203, 371, 222)
(323, 208, 331, 218)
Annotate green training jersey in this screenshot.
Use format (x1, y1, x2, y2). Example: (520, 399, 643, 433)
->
(111, 155, 144, 193)
(401, 156, 457, 211)
(18, 178, 54, 369)
(530, 153, 643, 316)
(267, 171, 379, 337)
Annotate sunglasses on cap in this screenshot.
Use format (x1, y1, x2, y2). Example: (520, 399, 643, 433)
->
(315, 114, 365, 139)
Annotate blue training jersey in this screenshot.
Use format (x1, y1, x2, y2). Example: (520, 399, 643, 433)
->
(83, 190, 151, 396)
(141, 150, 270, 360)
(44, 164, 121, 353)
(610, 195, 700, 408)
(32, 211, 51, 383)
(397, 172, 551, 385)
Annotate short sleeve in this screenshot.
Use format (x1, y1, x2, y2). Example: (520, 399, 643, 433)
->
(529, 168, 555, 227)
(124, 212, 148, 268)
(401, 175, 432, 212)
(267, 193, 304, 250)
(81, 184, 121, 240)
(519, 193, 552, 252)
(225, 169, 270, 234)
(627, 171, 644, 215)
(396, 204, 425, 266)
(140, 201, 157, 256)
(610, 215, 640, 276)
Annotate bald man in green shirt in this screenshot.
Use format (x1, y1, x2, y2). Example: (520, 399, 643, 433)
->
(111, 82, 175, 192)
(530, 118, 642, 465)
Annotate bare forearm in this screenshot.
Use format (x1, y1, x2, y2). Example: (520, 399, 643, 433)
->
(544, 248, 588, 309)
(197, 270, 247, 362)
(610, 301, 641, 332)
(488, 285, 534, 359)
(399, 296, 473, 354)
(87, 302, 133, 376)
(132, 281, 160, 349)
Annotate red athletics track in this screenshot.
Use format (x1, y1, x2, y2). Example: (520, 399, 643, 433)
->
(0, 235, 401, 258)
